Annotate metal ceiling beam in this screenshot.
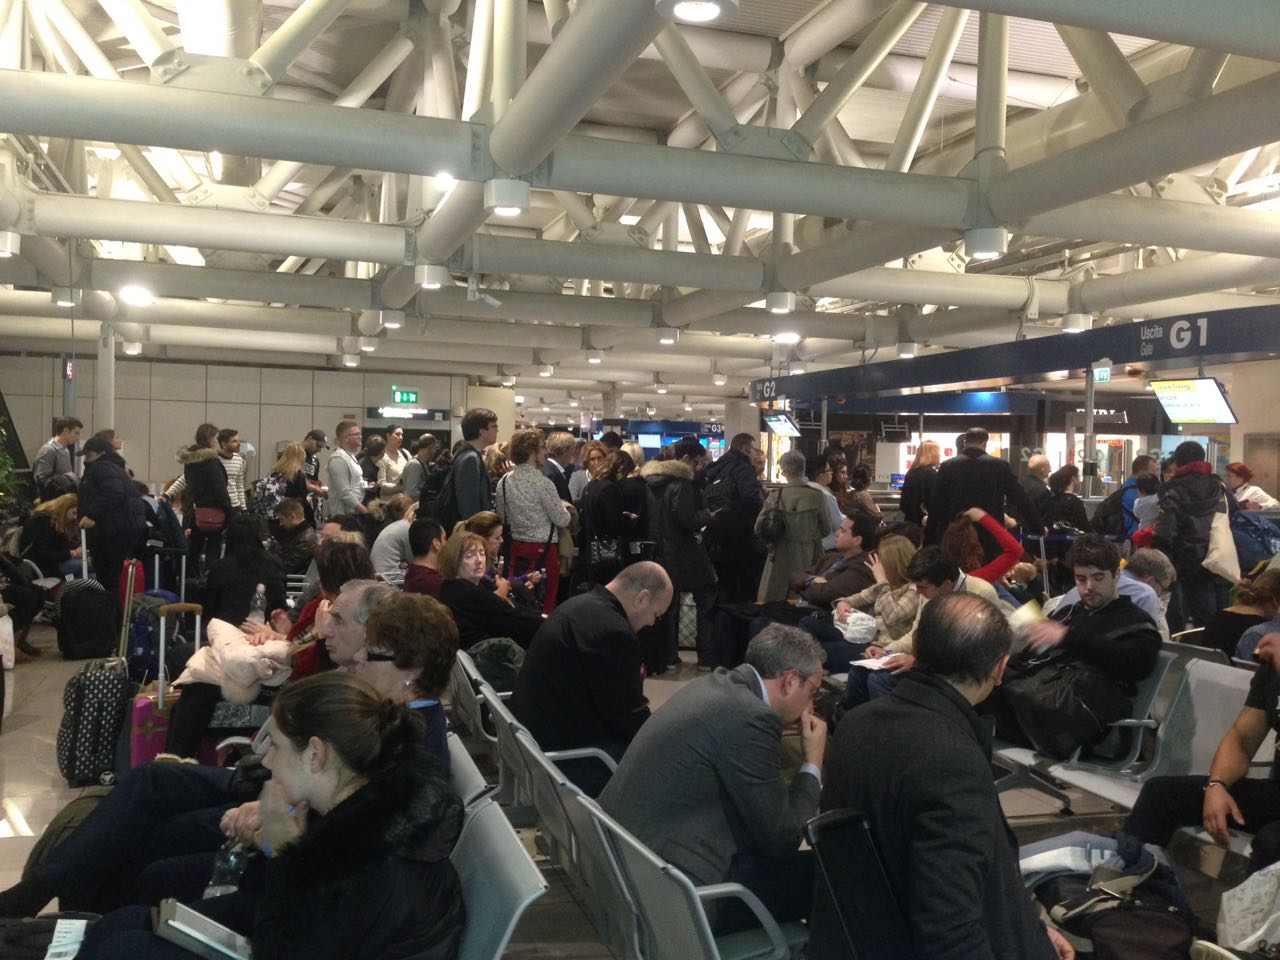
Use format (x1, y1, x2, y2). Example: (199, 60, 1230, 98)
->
(927, 0, 1280, 63)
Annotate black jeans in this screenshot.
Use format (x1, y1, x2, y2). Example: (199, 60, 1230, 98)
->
(80, 892, 255, 960)
(37, 762, 235, 912)
(165, 682, 224, 758)
(656, 586, 716, 665)
(715, 850, 815, 934)
(1123, 775, 1280, 874)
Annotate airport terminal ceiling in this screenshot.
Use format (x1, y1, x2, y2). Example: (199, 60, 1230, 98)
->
(0, 0, 1277, 424)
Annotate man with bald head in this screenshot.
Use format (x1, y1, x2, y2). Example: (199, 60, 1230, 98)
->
(511, 561, 673, 795)
(811, 593, 1074, 960)
(1020, 454, 1053, 520)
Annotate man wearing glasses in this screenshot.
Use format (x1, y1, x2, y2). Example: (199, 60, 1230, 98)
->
(701, 432, 768, 604)
(600, 625, 826, 933)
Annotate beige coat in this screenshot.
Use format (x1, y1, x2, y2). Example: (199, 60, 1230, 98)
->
(755, 479, 834, 602)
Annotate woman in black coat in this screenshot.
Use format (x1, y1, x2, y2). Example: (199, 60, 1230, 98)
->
(898, 440, 940, 526)
(580, 451, 637, 584)
(78, 673, 465, 960)
(437, 531, 543, 649)
(77, 437, 147, 604)
(1041, 464, 1090, 532)
(19, 494, 81, 577)
(173, 423, 232, 574)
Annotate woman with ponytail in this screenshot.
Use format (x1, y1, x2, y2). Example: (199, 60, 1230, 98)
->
(1204, 569, 1280, 660)
(79, 672, 466, 960)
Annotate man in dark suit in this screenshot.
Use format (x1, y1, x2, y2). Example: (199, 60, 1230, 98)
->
(810, 593, 1073, 960)
(925, 427, 1044, 553)
(511, 563, 672, 796)
(600, 624, 827, 931)
(541, 430, 576, 503)
(1019, 453, 1053, 517)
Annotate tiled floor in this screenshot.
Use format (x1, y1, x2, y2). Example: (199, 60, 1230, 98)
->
(0, 632, 1237, 956)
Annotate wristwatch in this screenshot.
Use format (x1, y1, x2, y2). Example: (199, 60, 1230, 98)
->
(1204, 779, 1227, 791)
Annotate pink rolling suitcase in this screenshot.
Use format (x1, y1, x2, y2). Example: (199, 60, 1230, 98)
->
(130, 601, 202, 766)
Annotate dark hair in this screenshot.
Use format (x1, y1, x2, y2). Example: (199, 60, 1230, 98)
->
(673, 437, 705, 462)
(94, 428, 117, 444)
(1132, 454, 1157, 475)
(271, 673, 426, 777)
(217, 428, 238, 446)
(963, 427, 989, 447)
(849, 512, 881, 551)
(849, 464, 872, 491)
(276, 497, 304, 519)
(363, 435, 386, 460)
(1065, 533, 1120, 574)
(730, 433, 756, 452)
(599, 431, 623, 450)
(914, 593, 1011, 687)
(941, 516, 983, 573)
(324, 515, 363, 534)
(364, 593, 459, 697)
(413, 435, 439, 456)
(195, 423, 219, 448)
(604, 451, 636, 485)
(906, 545, 960, 587)
(224, 513, 269, 562)
(1173, 440, 1206, 467)
(53, 416, 82, 435)
(805, 455, 831, 482)
(81, 436, 113, 457)
(509, 427, 546, 465)
(1160, 457, 1176, 477)
(1135, 474, 1160, 496)
(461, 408, 498, 441)
(408, 518, 445, 556)
(1048, 464, 1079, 496)
(315, 539, 376, 595)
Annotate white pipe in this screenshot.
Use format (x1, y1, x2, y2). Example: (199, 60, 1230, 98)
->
(175, 0, 262, 57)
(792, 0, 928, 147)
(1179, 49, 1230, 100)
(1054, 25, 1148, 126)
(30, 192, 412, 264)
(249, 0, 351, 87)
(488, 0, 666, 174)
(254, 30, 416, 201)
(0, 0, 20, 70)
(421, 287, 653, 327)
(884, 6, 968, 173)
(541, 0, 568, 36)
(96, 324, 115, 429)
(554, 191, 597, 233)
(926, 0, 1280, 63)
(427, 13, 460, 120)
(666, 71, 767, 150)
(491, 0, 525, 120)
(654, 26, 737, 143)
(776, 225, 958, 292)
(460, 0, 492, 119)
(810, 267, 1071, 313)
(95, 0, 177, 69)
(972, 12, 1008, 189)
(689, 307, 883, 340)
(987, 69, 1280, 221)
(784, 0, 893, 70)
(1079, 254, 1280, 314)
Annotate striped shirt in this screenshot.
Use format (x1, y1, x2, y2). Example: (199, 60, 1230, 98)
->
(221, 453, 247, 509)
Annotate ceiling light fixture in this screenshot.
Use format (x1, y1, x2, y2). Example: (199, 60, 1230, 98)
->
(415, 263, 449, 290)
(712, 372, 728, 387)
(51, 286, 80, 307)
(484, 178, 530, 217)
(379, 309, 404, 330)
(1062, 312, 1092, 334)
(683, 398, 693, 412)
(500, 375, 516, 387)
(359, 337, 377, 353)
(542, 405, 550, 412)
(896, 339, 917, 359)
(789, 362, 806, 375)
(655, 381, 668, 394)
(772, 331, 801, 345)
(514, 394, 526, 404)
(586, 349, 603, 364)
(122, 341, 142, 356)
(118, 284, 155, 307)
(342, 353, 360, 368)
(655, 0, 739, 24)
(645, 404, 657, 417)
(658, 328, 679, 346)
(538, 363, 554, 377)
(0, 230, 19, 258)
(964, 225, 1009, 261)
(433, 171, 457, 192)
(569, 398, 579, 408)
(766, 291, 795, 315)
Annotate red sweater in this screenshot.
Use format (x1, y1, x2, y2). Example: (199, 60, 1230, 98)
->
(969, 513, 1025, 583)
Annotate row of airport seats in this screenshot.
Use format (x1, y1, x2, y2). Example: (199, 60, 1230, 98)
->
(993, 632, 1275, 857)
(447, 649, 809, 960)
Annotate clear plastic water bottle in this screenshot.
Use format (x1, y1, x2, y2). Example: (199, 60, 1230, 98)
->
(248, 583, 267, 624)
(204, 839, 250, 898)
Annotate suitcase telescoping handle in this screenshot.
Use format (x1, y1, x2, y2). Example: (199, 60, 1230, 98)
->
(80, 527, 89, 581)
(118, 561, 138, 662)
(156, 603, 203, 710)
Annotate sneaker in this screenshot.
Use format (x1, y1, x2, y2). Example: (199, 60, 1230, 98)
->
(1191, 941, 1244, 960)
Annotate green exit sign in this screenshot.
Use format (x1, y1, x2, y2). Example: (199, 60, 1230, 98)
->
(1093, 367, 1111, 384)
(392, 388, 419, 404)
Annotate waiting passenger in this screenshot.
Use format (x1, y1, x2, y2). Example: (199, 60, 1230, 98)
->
(269, 498, 316, 576)
(378, 425, 411, 499)
(495, 428, 571, 614)
(847, 463, 880, 518)
(700, 433, 767, 603)
(832, 533, 921, 651)
(19, 493, 82, 578)
(325, 420, 368, 519)
(511, 562, 672, 796)
(395, 435, 439, 502)
(568, 439, 608, 502)
(1042, 464, 1090, 531)
(805, 455, 845, 553)
(940, 506, 1026, 586)
(1227, 461, 1280, 511)
(32, 415, 81, 500)
(369, 493, 415, 581)
(541, 430, 576, 503)
(791, 513, 879, 669)
(756, 449, 834, 603)
(77, 436, 148, 603)
(437, 530, 543, 649)
(403, 518, 446, 598)
(168, 423, 232, 573)
(76, 673, 465, 960)
(1132, 472, 1161, 531)
(897, 440, 939, 527)
(1155, 440, 1231, 628)
(600, 625, 826, 933)
(1202, 569, 1280, 661)
(579, 451, 638, 587)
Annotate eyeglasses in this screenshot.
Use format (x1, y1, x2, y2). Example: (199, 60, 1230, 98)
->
(796, 672, 822, 698)
(362, 648, 397, 663)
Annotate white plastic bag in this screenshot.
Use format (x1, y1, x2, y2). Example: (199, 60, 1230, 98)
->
(838, 609, 878, 644)
(0, 613, 13, 670)
(1219, 858, 1280, 950)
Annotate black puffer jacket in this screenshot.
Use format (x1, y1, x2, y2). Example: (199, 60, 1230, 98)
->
(253, 748, 465, 960)
(78, 451, 148, 550)
(641, 460, 716, 592)
(1154, 463, 1232, 578)
(177, 445, 232, 516)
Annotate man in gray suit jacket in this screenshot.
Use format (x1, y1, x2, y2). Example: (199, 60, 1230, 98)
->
(600, 624, 827, 930)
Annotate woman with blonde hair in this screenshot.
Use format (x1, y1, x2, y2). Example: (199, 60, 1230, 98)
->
(21, 493, 83, 577)
(898, 440, 940, 526)
(260, 442, 312, 525)
(834, 535, 922, 652)
(568, 440, 608, 502)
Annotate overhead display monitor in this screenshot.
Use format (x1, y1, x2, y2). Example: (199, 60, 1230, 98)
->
(763, 413, 802, 437)
(637, 433, 662, 449)
(1148, 378, 1238, 425)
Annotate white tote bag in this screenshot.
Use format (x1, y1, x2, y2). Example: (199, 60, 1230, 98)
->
(1220, 859, 1280, 950)
(1203, 492, 1241, 583)
(0, 613, 13, 720)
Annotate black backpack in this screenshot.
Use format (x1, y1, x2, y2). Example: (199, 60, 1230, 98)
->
(423, 447, 481, 531)
(1091, 487, 1134, 537)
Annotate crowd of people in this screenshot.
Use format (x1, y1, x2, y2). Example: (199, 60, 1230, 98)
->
(7, 409, 1280, 959)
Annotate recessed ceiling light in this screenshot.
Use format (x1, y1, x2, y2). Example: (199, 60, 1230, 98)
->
(964, 225, 1009, 261)
(415, 264, 449, 290)
(359, 337, 377, 353)
(501, 375, 516, 387)
(484, 178, 529, 217)
(433, 172, 457, 192)
(538, 364, 554, 377)
(897, 340, 917, 359)
(713, 372, 727, 386)
(342, 353, 360, 367)
(1062, 313, 1092, 334)
(766, 291, 795, 315)
(586, 350, 603, 364)
(656, 0, 739, 24)
(379, 309, 404, 330)
(514, 394, 525, 404)
(122, 341, 142, 356)
(119, 284, 154, 307)
(772, 331, 801, 345)
(0, 230, 20, 258)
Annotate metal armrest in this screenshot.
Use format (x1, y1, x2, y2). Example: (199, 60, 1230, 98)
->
(498, 690, 512, 701)
(216, 736, 254, 753)
(545, 747, 618, 772)
(1108, 719, 1159, 729)
(695, 883, 790, 960)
